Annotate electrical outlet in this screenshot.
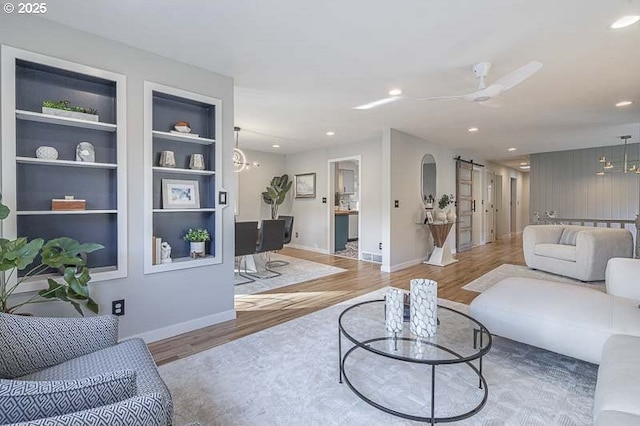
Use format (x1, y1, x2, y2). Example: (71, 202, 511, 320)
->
(322, 197, 327, 203)
(112, 299, 125, 316)
(379, 242, 382, 250)
(295, 232, 299, 238)
(394, 200, 399, 208)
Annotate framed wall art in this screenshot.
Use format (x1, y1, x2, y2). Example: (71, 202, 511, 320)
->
(295, 173, 316, 198)
(162, 179, 201, 209)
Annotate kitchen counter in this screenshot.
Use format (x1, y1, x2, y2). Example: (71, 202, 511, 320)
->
(335, 210, 359, 216)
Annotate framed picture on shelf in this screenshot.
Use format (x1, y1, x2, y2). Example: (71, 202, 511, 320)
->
(162, 179, 200, 209)
(295, 173, 316, 198)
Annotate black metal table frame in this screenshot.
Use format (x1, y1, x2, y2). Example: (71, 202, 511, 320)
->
(338, 299, 492, 425)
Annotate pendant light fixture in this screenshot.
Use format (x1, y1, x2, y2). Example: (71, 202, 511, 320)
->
(233, 126, 260, 172)
(596, 135, 640, 175)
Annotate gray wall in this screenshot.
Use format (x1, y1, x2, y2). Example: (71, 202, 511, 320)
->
(0, 14, 235, 339)
(530, 144, 640, 220)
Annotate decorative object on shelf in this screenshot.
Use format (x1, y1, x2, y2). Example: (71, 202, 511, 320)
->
(410, 278, 438, 338)
(183, 228, 210, 258)
(438, 194, 455, 210)
(532, 211, 540, 223)
(385, 287, 405, 334)
(596, 135, 640, 175)
(434, 211, 447, 222)
(545, 210, 557, 219)
(262, 174, 292, 219)
(42, 100, 99, 122)
(233, 127, 259, 172)
(75, 142, 95, 163)
(0, 194, 103, 316)
(52, 196, 86, 211)
(159, 150, 176, 168)
(35, 146, 58, 160)
(189, 153, 205, 170)
(294, 172, 316, 199)
(173, 120, 191, 133)
(161, 179, 200, 209)
(423, 194, 435, 209)
(160, 242, 172, 263)
(152, 236, 162, 265)
(446, 208, 457, 223)
(425, 211, 434, 224)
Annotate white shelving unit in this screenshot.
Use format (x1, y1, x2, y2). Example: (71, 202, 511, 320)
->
(143, 81, 225, 274)
(1, 46, 128, 291)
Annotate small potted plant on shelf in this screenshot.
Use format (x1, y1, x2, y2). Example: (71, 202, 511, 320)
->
(423, 194, 435, 209)
(183, 228, 210, 258)
(0, 194, 104, 316)
(42, 100, 99, 122)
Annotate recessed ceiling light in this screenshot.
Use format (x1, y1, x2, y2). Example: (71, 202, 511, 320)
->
(353, 97, 401, 110)
(326, 131, 335, 136)
(468, 127, 479, 132)
(388, 88, 403, 96)
(508, 148, 517, 152)
(272, 144, 280, 148)
(610, 15, 640, 29)
(520, 162, 528, 166)
(616, 100, 634, 107)
(520, 165, 530, 170)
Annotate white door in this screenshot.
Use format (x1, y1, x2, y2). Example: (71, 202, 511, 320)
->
(484, 171, 495, 244)
(494, 175, 503, 240)
(471, 169, 483, 246)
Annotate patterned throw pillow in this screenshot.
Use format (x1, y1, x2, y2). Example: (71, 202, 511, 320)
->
(0, 370, 137, 424)
(559, 228, 579, 246)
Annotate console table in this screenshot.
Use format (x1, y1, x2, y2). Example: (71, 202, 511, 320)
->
(424, 222, 458, 267)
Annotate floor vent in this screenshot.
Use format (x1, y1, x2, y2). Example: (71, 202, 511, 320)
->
(361, 252, 382, 264)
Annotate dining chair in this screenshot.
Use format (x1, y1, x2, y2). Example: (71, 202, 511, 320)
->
(234, 221, 258, 285)
(268, 215, 294, 268)
(248, 219, 285, 279)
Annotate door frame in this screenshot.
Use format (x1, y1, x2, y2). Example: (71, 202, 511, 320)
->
(510, 177, 517, 233)
(327, 155, 362, 258)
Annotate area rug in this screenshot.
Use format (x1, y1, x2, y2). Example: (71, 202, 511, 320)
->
(462, 264, 605, 294)
(160, 288, 597, 425)
(234, 253, 347, 295)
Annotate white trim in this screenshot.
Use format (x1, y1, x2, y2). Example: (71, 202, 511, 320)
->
(127, 309, 236, 343)
(381, 257, 426, 273)
(327, 155, 362, 257)
(287, 243, 330, 254)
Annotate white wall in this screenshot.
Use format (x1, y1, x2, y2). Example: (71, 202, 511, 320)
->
(285, 138, 382, 256)
(236, 149, 287, 221)
(485, 162, 530, 236)
(0, 15, 235, 340)
(383, 129, 457, 272)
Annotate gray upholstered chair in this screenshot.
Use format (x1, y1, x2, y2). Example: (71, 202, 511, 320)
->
(248, 219, 285, 279)
(0, 313, 172, 425)
(235, 221, 258, 285)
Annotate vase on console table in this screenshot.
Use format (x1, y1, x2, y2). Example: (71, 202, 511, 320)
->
(424, 222, 458, 267)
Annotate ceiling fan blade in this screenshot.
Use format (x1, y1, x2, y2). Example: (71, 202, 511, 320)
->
(416, 95, 465, 101)
(491, 61, 543, 92)
(478, 98, 505, 108)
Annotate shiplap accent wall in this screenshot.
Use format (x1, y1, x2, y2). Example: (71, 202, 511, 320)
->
(530, 143, 640, 221)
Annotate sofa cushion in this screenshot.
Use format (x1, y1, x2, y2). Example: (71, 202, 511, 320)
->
(595, 410, 640, 426)
(0, 370, 136, 424)
(559, 228, 579, 246)
(11, 393, 168, 426)
(18, 338, 172, 424)
(0, 313, 119, 379)
(534, 243, 577, 262)
(594, 334, 640, 422)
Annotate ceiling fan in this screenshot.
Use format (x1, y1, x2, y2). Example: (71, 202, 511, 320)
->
(417, 61, 543, 105)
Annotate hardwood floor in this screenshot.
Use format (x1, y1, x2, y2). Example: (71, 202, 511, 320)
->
(149, 234, 525, 365)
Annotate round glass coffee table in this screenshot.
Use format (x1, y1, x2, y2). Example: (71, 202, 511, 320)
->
(338, 299, 492, 424)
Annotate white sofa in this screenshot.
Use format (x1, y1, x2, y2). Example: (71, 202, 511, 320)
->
(523, 225, 633, 281)
(469, 258, 640, 426)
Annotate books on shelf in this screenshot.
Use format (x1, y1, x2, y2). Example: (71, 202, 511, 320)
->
(152, 236, 162, 265)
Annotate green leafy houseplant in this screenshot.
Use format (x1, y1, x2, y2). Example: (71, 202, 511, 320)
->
(261, 174, 292, 219)
(42, 100, 98, 115)
(438, 194, 455, 210)
(0, 195, 103, 316)
(183, 228, 210, 242)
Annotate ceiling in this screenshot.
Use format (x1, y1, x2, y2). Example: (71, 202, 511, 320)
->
(41, 1, 640, 161)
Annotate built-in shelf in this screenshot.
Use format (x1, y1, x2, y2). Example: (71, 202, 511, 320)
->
(16, 110, 118, 132)
(19, 265, 119, 293)
(152, 166, 215, 176)
(149, 255, 215, 273)
(152, 208, 216, 213)
(152, 130, 215, 145)
(16, 157, 118, 169)
(17, 210, 118, 215)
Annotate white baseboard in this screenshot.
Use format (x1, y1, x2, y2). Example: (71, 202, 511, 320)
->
(128, 309, 236, 343)
(287, 243, 330, 254)
(381, 257, 425, 273)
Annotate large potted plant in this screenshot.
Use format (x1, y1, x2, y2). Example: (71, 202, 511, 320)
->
(0, 195, 103, 316)
(261, 174, 292, 219)
(183, 228, 210, 258)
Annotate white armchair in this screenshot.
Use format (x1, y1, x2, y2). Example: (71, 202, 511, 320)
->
(523, 225, 633, 281)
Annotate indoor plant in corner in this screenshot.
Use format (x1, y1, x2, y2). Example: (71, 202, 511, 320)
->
(183, 228, 210, 258)
(0, 195, 103, 316)
(261, 174, 292, 219)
